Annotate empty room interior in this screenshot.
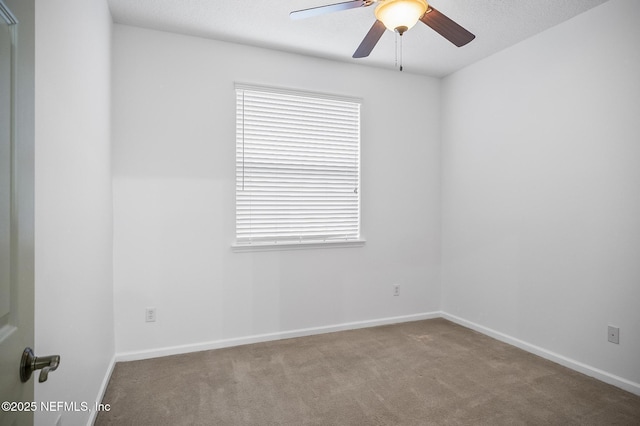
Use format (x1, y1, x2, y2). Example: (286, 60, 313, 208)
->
(1, 0, 639, 425)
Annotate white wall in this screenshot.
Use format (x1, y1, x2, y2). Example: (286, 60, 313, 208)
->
(442, 0, 640, 390)
(112, 25, 442, 356)
(34, 0, 114, 425)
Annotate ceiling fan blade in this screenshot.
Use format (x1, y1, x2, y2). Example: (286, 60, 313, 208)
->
(353, 20, 386, 58)
(419, 6, 475, 47)
(290, 0, 368, 20)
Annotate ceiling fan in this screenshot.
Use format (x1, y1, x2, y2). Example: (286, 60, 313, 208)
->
(290, 0, 475, 60)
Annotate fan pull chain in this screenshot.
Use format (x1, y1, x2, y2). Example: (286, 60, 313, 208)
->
(395, 31, 404, 72)
(394, 32, 398, 69)
(399, 33, 403, 72)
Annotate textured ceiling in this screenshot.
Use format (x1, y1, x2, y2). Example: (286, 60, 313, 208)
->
(107, 0, 609, 77)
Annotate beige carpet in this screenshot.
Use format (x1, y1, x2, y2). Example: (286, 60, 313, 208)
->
(96, 319, 640, 425)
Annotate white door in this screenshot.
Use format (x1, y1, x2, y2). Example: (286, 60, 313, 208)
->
(0, 1, 36, 425)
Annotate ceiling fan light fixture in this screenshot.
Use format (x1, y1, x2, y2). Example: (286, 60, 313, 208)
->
(374, 0, 428, 34)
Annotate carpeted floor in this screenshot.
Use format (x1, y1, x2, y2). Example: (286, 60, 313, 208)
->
(96, 319, 640, 425)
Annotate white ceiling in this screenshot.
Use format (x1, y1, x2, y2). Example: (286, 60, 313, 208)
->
(107, 0, 609, 78)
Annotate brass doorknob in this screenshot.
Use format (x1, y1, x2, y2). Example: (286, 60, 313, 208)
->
(20, 347, 60, 383)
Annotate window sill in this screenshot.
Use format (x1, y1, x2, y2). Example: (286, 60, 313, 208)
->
(232, 239, 366, 253)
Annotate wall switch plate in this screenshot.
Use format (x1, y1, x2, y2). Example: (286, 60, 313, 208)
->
(393, 284, 400, 296)
(608, 325, 619, 344)
(146, 307, 156, 322)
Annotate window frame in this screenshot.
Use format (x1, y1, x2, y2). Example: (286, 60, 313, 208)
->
(232, 84, 365, 252)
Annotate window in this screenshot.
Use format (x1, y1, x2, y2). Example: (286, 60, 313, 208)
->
(234, 85, 363, 250)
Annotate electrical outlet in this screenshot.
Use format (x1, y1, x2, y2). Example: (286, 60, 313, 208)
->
(146, 307, 156, 322)
(393, 284, 400, 296)
(608, 326, 619, 344)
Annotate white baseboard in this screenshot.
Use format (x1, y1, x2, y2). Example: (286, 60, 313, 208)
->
(441, 312, 640, 396)
(111, 311, 639, 398)
(115, 311, 441, 362)
(87, 354, 116, 426)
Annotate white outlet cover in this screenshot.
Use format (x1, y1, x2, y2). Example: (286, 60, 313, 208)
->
(146, 308, 156, 322)
(608, 326, 619, 344)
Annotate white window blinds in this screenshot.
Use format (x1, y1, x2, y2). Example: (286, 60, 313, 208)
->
(235, 85, 361, 246)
